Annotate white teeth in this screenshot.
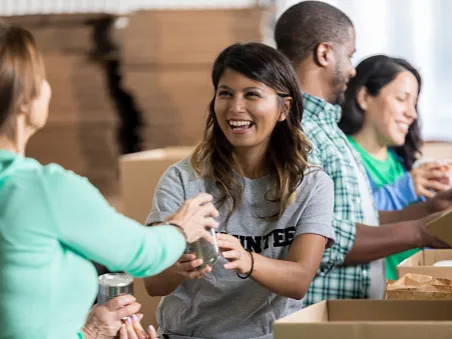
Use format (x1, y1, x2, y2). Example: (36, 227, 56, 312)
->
(397, 122, 409, 130)
(229, 120, 252, 127)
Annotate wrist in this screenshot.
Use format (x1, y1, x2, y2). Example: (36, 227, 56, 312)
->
(425, 198, 438, 214)
(405, 220, 424, 248)
(237, 250, 254, 279)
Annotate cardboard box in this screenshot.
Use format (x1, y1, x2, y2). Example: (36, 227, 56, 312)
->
(119, 146, 195, 223)
(397, 249, 452, 280)
(273, 299, 452, 339)
(426, 210, 452, 247)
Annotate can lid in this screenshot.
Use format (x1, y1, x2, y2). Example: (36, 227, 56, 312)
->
(98, 273, 133, 287)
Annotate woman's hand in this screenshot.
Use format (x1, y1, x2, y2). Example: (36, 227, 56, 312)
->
(82, 295, 141, 339)
(119, 317, 159, 339)
(216, 233, 252, 275)
(410, 162, 451, 198)
(166, 193, 219, 244)
(173, 253, 212, 279)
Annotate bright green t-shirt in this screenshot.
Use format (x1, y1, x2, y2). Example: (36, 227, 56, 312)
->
(0, 150, 186, 339)
(346, 136, 420, 280)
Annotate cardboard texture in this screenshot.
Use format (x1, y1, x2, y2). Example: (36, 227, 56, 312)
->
(133, 279, 162, 329)
(385, 273, 452, 300)
(397, 249, 452, 280)
(4, 8, 264, 195)
(426, 210, 452, 246)
(119, 146, 194, 223)
(274, 299, 452, 339)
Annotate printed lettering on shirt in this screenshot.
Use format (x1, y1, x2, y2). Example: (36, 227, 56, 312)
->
(221, 226, 296, 253)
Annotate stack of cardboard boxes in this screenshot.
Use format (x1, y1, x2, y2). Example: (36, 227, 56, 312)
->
(5, 7, 265, 196)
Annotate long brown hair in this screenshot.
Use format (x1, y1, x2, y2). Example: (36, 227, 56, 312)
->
(0, 22, 45, 138)
(191, 42, 312, 219)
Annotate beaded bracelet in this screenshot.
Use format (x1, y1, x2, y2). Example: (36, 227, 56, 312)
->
(236, 249, 254, 279)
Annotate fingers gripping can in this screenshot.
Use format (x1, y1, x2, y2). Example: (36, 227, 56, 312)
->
(97, 273, 134, 305)
(186, 227, 219, 270)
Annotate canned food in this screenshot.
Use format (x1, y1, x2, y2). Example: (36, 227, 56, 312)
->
(186, 227, 219, 270)
(97, 273, 134, 305)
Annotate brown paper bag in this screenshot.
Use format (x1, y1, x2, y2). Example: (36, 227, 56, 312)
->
(385, 273, 452, 300)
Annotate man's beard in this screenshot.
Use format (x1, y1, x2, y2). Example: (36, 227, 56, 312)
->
(330, 66, 348, 105)
(332, 89, 346, 105)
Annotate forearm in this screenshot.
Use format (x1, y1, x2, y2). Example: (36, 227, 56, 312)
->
(250, 253, 312, 300)
(344, 222, 421, 265)
(144, 265, 185, 296)
(379, 201, 431, 224)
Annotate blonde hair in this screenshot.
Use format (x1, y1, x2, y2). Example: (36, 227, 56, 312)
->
(0, 22, 45, 138)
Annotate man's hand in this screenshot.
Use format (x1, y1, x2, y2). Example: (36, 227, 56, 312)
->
(427, 188, 452, 213)
(82, 295, 141, 339)
(414, 211, 451, 248)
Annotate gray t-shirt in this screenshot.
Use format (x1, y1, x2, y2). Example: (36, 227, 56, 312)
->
(147, 158, 335, 339)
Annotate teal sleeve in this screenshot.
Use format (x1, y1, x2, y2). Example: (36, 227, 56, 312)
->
(41, 167, 186, 277)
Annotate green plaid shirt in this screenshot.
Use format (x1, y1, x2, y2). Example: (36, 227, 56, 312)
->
(301, 93, 380, 306)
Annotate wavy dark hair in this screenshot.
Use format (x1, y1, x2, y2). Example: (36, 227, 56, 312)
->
(339, 55, 422, 170)
(191, 42, 312, 219)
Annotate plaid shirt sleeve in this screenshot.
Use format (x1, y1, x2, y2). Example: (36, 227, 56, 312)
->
(308, 144, 356, 274)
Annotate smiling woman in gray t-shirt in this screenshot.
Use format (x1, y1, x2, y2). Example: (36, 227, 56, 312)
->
(144, 42, 335, 339)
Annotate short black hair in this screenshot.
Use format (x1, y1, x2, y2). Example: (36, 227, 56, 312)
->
(274, 1, 354, 64)
(339, 55, 422, 170)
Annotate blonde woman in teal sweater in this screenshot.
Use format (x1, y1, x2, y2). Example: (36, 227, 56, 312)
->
(0, 23, 218, 339)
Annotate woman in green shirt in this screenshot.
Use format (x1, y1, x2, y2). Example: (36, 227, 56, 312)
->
(0, 23, 219, 339)
(339, 55, 451, 280)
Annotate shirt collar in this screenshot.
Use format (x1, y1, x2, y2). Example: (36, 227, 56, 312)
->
(302, 92, 342, 124)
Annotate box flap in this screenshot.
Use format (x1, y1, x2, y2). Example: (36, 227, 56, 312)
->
(119, 146, 194, 162)
(275, 300, 328, 323)
(424, 249, 452, 265)
(275, 300, 452, 323)
(397, 250, 452, 280)
(427, 210, 452, 247)
(328, 300, 452, 321)
(398, 250, 425, 267)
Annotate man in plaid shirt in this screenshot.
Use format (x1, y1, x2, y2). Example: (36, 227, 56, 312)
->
(275, 1, 452, 306)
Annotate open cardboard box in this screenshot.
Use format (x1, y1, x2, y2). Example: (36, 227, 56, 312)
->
(397, 249, 452, 280)
(273, 300, 452, 339)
